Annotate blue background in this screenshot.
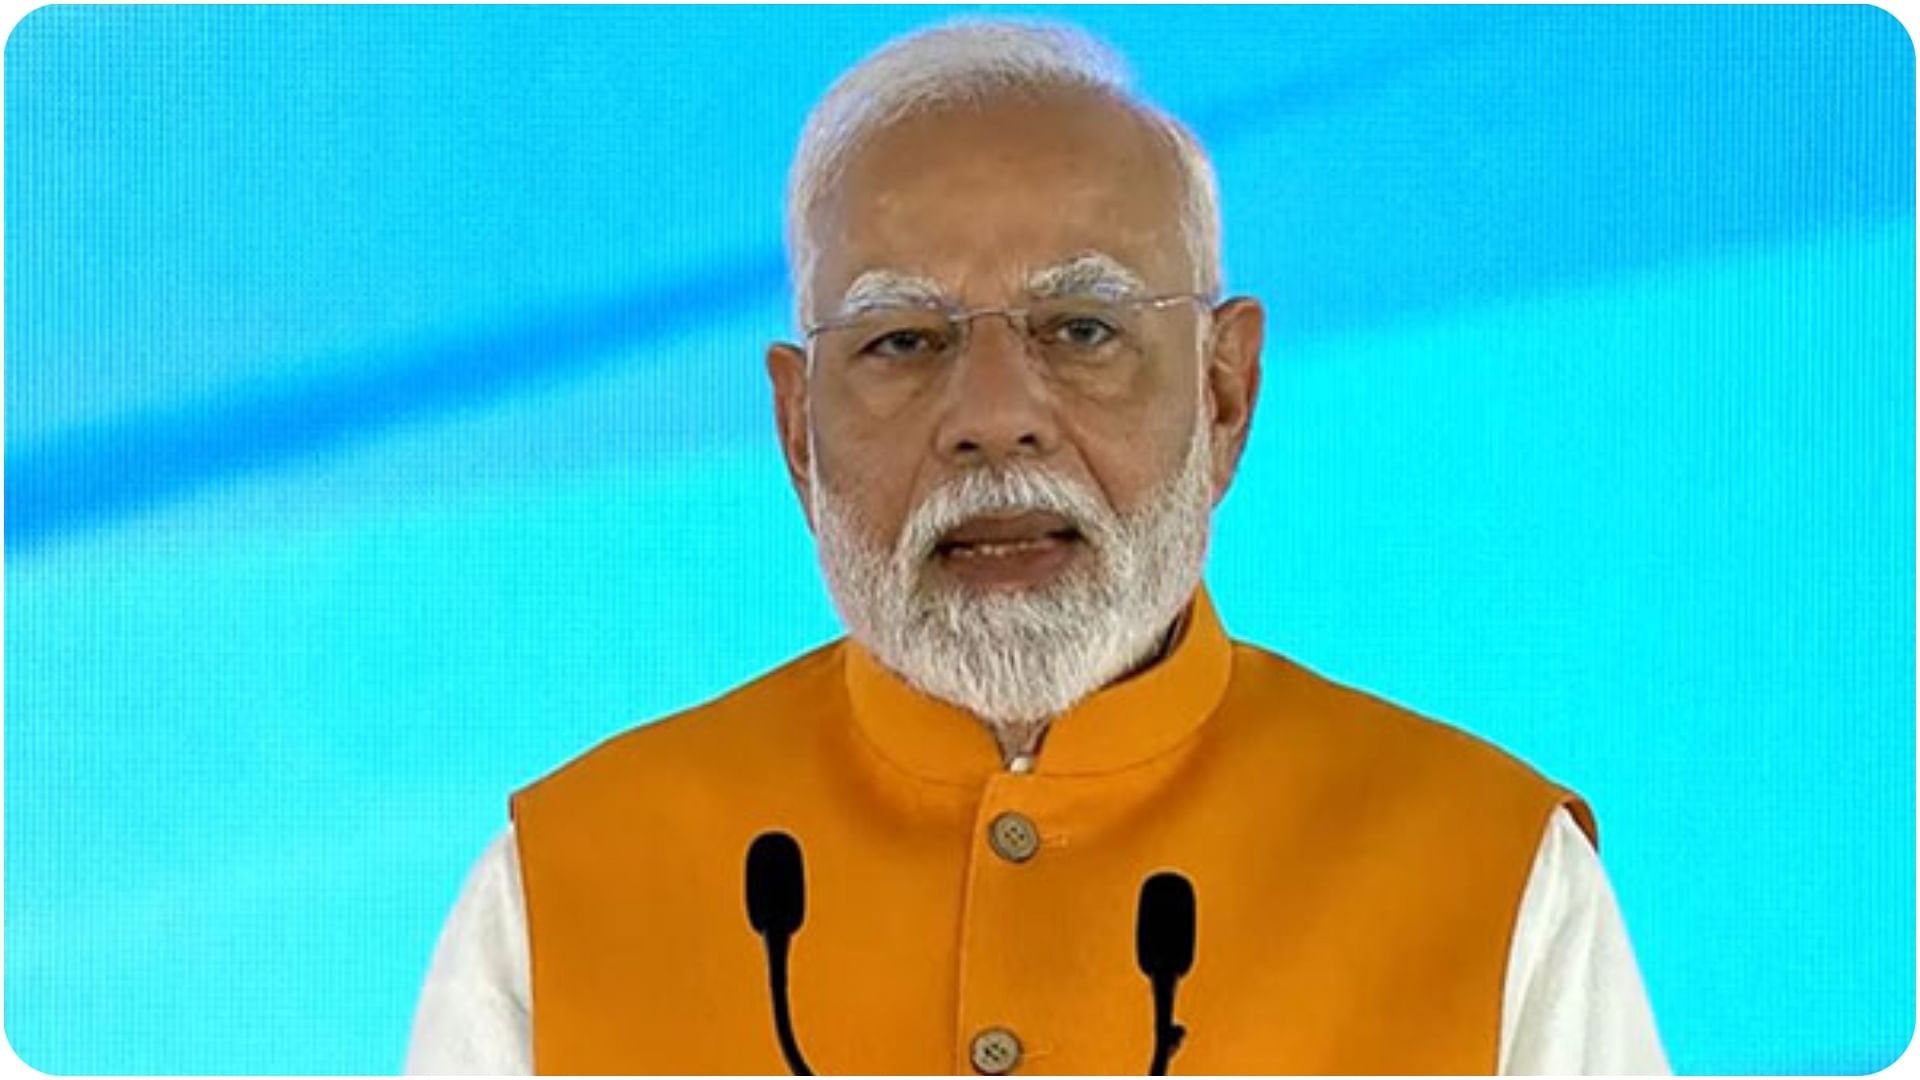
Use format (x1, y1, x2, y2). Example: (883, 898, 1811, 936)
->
(5, 5, 1913, 1074)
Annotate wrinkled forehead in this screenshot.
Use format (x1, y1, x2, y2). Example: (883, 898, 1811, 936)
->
(804, 90, 1194, 321)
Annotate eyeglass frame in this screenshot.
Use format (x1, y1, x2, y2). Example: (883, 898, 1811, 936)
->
(798, 290, 1218, 364)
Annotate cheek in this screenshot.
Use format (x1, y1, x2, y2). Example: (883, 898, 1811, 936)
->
(813, 361, 951, 484)
(1063, 383, 1202, 512)
(809, 414, 925, 546)
(820, 355, 945, 427)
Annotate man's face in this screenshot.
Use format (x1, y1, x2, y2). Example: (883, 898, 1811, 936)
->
(767, 89, 1262, 724)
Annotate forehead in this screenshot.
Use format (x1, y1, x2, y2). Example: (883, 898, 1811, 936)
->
(808, 90, 1192, 314)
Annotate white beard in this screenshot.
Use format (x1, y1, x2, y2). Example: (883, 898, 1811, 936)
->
(810, 413, 1216, 733)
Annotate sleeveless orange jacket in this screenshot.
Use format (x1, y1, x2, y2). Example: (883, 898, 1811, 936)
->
(511, 589, 1594, 1074)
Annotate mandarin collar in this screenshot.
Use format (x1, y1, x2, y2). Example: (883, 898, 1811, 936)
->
(842, 587, 1234, 785)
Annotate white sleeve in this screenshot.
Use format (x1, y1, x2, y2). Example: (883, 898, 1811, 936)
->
(404, 828, 535, 1075)
(1498, 806, 1670, 1075)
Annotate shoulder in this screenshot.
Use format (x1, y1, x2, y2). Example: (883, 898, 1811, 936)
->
(1222, 640, 1587, 825)
(512, 640, 847, 813)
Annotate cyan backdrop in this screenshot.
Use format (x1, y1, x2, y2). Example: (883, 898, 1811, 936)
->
(5, 5, 1913, 1074)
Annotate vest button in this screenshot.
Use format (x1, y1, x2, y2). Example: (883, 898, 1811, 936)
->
(987, 811, 1040, 863)
(969, 1026, 1023, 1074)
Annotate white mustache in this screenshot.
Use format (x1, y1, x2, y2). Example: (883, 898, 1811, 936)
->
(895, 466, 1115, 566)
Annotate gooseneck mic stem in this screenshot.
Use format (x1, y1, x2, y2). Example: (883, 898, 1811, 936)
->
(749, 835, 1195, 1076)
(1136, 871, 1197, 1076)
(746, 831, 814, 1076)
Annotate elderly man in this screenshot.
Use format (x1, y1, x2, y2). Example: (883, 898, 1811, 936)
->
(408, 20, 1667, 1076)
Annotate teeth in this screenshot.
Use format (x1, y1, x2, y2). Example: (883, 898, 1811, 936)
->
(949, 537, 1058, 559)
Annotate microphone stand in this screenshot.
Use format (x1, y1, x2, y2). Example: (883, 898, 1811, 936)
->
(747, 834, 1198, 1077)
(747, 831, 815, 1075)
(1148, 976, 1188, 1076)
(763, 929, 813, 1075)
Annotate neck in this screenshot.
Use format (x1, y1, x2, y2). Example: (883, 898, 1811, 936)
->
(988, 606, 1192, 768)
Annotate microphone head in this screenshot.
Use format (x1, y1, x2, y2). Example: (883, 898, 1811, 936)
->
(1136, 871, 1196, 980)
(746, 830, 806, 937)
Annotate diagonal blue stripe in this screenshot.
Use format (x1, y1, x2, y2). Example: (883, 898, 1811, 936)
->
(6, 252, 790, 554)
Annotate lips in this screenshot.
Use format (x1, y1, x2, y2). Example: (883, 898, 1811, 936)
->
(934, 511, 1082, 557)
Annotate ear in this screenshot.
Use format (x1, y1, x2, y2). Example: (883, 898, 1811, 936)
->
(1202, 297, 1264, 503)
(766, 342, 816, 527)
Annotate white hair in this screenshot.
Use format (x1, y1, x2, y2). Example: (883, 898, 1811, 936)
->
(809, 406, 1214, 733)
(785, 18, 1223, 328)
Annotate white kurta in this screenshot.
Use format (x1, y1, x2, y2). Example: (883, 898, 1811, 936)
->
(406, 807, 1669, 1075)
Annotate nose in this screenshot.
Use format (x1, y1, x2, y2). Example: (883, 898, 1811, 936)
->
(932, 312, 1060, 466)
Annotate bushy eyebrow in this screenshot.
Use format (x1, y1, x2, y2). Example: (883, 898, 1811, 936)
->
(830, 270, 950, 320)
(821, 252, 1148, 325)
(1025, 252, 1148, 301)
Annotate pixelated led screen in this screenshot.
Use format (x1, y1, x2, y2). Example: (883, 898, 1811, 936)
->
(5, 6, 1912, 1074)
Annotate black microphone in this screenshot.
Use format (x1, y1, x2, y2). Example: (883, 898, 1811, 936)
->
(1136, 871, 1197, 1076)
(746, 831, 814, 1075)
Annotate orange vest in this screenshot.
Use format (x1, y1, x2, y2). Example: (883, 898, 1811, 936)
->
(511, 589, 1594, 1074)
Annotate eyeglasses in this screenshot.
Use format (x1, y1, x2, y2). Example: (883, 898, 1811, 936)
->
(802, 292, 1213, 368)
